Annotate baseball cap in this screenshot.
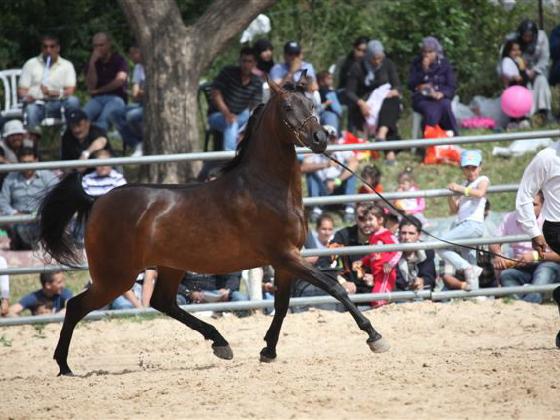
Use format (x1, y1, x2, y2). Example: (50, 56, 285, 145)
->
(284, 41, 301, 55)
(66, 109, 89, 126)
(460, 149, 482, 167)
(2, 119, 26, 138)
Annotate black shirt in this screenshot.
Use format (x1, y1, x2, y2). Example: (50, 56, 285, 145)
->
(61, 124, 113, 161)
(331, 225, 372, 293)
(209, 65, 262, 115)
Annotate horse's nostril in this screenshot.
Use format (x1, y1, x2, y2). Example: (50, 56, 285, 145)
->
(313, 130, 326, 144)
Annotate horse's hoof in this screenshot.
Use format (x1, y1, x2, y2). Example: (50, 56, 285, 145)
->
(259, 348, 276, 363)
(212, 345, 233, 360)
(57, 369, 74, 377)
(368, 337, 390, 353)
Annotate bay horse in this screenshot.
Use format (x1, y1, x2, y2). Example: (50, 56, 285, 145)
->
(38, 77, 389, 376)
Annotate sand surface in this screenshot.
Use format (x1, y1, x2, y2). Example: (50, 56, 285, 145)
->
(1, 300, 559, 419)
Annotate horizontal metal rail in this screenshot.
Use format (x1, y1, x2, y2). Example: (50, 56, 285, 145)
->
(0, 130, 557, 173)
(0, 183, 519, 225)
(0, 283, 557, 327)
(0, 234, 529, 276)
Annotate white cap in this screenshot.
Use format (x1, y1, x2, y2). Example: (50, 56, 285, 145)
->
(3, 119, 26, 138)
(322, 125, 337, 138)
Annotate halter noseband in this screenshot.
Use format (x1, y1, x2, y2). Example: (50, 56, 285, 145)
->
(282, 114, 317, 148)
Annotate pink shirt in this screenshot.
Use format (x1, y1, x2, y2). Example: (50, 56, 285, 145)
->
(496, 211, 544, 258)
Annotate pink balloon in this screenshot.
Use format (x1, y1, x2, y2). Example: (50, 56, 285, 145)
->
(501, 85, 533, 118)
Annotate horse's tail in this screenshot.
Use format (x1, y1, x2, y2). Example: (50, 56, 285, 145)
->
(38, 172, 94, 266)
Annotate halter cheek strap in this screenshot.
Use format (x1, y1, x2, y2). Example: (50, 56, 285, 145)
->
(283, 114, 317, 148)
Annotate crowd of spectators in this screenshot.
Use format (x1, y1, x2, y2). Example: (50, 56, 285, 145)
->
(1, 20, 560, 318)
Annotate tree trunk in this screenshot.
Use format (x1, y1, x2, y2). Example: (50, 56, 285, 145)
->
(118, 0, 275, 183)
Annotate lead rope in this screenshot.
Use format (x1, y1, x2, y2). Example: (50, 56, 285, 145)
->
(322, 152, 523, 265)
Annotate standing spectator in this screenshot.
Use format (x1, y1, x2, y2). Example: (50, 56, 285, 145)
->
(81, 149, 126, 196)
(18, 34, 80, 131)
(337, 36, 368, 92)
(345, 40, 402, 163)
(394, 169, 427, 225)
(8, 271, 72, 316)
(270, 41, 318, 91)
(207, 47, 263, 151)
(408, 36, 459, 136)
(83, 32, 128, 131)
(253, 39, 275, 78)
(491, 192, 560, 303)
(0, 256, 9, 316)
(110, 45, 144, 157)
(437, 149, 489, 290)
(300, 125, 358, 222)
(317, 71, 343, 133)
(0, 147, 58, 250)
(1, 120, 31, 163)
(353, 205, 401, 307)
(516, 19, 552, 121)
(61, 109, 113, 164)
(395, 216, 436, 292)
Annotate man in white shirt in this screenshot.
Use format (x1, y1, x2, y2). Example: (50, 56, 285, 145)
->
(516, 141, 560, 347)
(18, 35, 80, 130)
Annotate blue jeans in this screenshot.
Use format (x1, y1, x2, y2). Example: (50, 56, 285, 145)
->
(208, 109, 250, 151)
(110, 104, 143, 147)
(500, 262, 560, 304)
(111, 283, 143, 309)
(306, 172, 356, 198)
(320, 110, 340, 134)
(437, 220, 484, 270)
(84, 94, 126, 131)
(24, 96, 80, 129)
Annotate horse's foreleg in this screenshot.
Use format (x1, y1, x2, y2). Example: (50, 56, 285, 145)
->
(260, 269, 291, 362)
(151, 266, 232, 360)
(281, 256, 390, 353)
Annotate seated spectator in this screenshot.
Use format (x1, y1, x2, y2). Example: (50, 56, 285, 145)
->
(499, 39, 531, 129)
(330, 202, 379, 295)
(358, 164, 383, 194)
(384, 213, 399, 235)
(394, 169, 427, 226)
(82, 149, 126, 196)
(300, 125, 358, 222)
(515, 19, 552, 121)
(353, 205, 401, 307)
(1, 120, 32, 163)
(0, 147, 58, 250)
(176, 271, 248, 315)
(408, 36, 459, 136)
(83, 32, 128, 131)
(437, 150, 489, 290)
(317, 71, 342, 134)
(110, 45, 144, 157)
(253, 39, 275, 78)
(345, 40, 402, 163)
(0, 148, 8, 188)
(0, 256, 8, 316)
(270, 41, 318, 91)
(491, 191, 560, 303)
(18, 34, 80, 131)
(337, 36, 369, 95)
(8, 271, 72, 316)
(111, 269, 157, 310)
(61, 109, 113, 164)
(208, 47, 263, 151)
(395, 216, 436, 292)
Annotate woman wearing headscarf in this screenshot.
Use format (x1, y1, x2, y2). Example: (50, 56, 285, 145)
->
(345, 40, 402, 163)
(337, 36, 369, 90)
(516, 19, 551, 119)
(253, 39, 275, 78)
(408, 36, 459, 136)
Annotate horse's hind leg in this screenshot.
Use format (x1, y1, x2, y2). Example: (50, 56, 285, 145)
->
(554, 286, 560, 348)
(260, 269, 291, 362)
(280, 255, 389, 353)
(150, 266, 233, 360)
(54, 284, 122, 376)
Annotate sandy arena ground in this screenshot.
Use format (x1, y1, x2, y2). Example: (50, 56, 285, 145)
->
(1, 300, 559, 419)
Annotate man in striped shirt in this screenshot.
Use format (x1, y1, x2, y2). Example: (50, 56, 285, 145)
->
(82, 149, 126, 196)
(208, 47, 263, 151)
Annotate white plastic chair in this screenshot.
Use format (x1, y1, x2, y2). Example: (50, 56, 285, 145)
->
(0, 69, 23, 119)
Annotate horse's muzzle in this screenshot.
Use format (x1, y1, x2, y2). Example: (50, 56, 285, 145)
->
(310, 129, 327, 153)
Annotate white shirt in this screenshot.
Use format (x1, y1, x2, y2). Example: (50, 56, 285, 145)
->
(456, 175, 489, 223)
(303, 149, 353, 181)
(0, 256, 8, 299)
(500, 57, 520, 80)
(19, 55, 76, 100)
(516, 141, 560, 238)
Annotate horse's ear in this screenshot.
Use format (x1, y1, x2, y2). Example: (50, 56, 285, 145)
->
(296, 69, 308, 92)
(266, 74, 283, 96)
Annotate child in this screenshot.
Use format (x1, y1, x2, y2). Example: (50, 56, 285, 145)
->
(394, 168, 427, 225)
(500, 39, 530, 129)
(383, 213, 399, 235)
(317, 70, 343, 133)
(353, 205, 401, 308)
(358, 164, 383, 194)
(438, 149, 489, 290)
(81, 149, 127, 196)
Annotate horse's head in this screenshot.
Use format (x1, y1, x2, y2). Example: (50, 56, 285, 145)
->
(267, 73, 327, 153)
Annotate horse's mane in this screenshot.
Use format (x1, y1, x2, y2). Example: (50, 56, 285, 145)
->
(221, 103, 266, 174)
